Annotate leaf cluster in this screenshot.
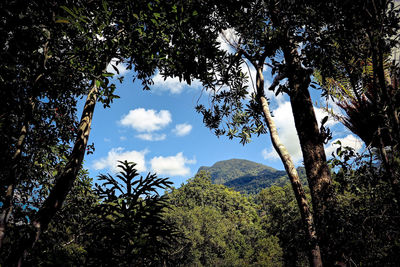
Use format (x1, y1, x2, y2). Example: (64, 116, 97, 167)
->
(87, 160, 177, 266)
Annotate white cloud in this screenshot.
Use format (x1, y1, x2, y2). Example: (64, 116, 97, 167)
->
(324, 97, 343, 117)
(325, 135, 363, 157)
(264, 101, 303, 163)
(241, 61, 257, 98)
(120, 108, 172, 132)
(261, 100, 338, 164)
(217, 29, 240, 54)
(263, 79, 286, 104)
(150, 152, 196, 176)
(216, 30, 275, 101)
(151, 29, 243, 95)
(106, 57, 129, 75)
(136, 133, 166, 141)
(241, 60, 283, 103)
(103, 138, 111, 142)
(314, 105, 338, 128)
(173, 123, 192, 136)
(152, 71, 202, 94)
(120, 136, 127, 141)
(93, 147, 148, 173)
(262, 148, 280, 161)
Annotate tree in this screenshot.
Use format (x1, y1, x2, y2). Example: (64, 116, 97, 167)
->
(85, 161, 176, 266)
(3, 161, 178, 266)
(327, 144, 400, 265)
(156, 1, 337, 264)
(0, 0, 93, 247)
(159, 1, 399, 263)
(313, 0, 400, 206)
(164, 171, 283, 266)
(1, 0, 226, 259)
(2, 0, 118, 261)
(1, 0, 183, 263)
(258, 185, 311, 266)
(15, 169, 99, 266)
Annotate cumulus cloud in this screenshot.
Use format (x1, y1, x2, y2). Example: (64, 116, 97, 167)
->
(120, 108, 172, 132)
(150, 152, 196, 176)
(152, 71, 202, 94)
(136, 133, 166, 141)
(314, 106, 338, 128)
(263, 79, 287, 105)
(261, 101, 303, 163)
(93, 147, 148, 173)
(262, 148, 280, 161)
(106, 57, 129, 75)
(325, 135, 363, 157)
(173, 123, 192, 136)
(261, 100, 338, 164)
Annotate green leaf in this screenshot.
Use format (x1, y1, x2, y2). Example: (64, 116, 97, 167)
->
(151, 18, 158, 25)
(55, 19, 70, 24)
(61, 6, 78, 19)
(102, 0, 108, 12)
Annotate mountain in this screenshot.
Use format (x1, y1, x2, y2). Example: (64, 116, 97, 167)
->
(197, 159, 307, 194)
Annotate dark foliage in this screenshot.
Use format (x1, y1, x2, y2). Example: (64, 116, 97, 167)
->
(86, 161, 177, 266)
(328, 146, 400, 266)
(4, 161, 179, 266)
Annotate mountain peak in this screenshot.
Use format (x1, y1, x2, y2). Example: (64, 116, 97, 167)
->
(197, 159, 292, 194)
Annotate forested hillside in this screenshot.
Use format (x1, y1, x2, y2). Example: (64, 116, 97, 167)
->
(198, 159, 307, 194)
(164, 171, 284, 266)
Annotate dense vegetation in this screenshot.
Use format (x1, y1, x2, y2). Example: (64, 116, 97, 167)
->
(1, 0, 400, 266)
(164, 171, 283, 266)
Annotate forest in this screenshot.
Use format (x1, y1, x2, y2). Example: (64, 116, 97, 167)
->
(1, 0, 400, 266)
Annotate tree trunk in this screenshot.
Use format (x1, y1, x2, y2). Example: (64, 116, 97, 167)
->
(371, 40, 400, 206)
(0, 98, 35, 249)
(0, 124, 28, 248)
(283, 47, 335, 263)
(256, 67, 323, 267)
(288, 70, 334, 220)
(11, 77, 100, 266)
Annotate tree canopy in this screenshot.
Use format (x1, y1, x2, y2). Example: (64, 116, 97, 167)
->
(1, 0, 400, 266)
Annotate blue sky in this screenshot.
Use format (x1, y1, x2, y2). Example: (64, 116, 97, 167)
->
(81, 33, 364, 188)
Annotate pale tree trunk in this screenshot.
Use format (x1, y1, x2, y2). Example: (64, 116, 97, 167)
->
(256, 66, 323, 267)
(10, 75, 101, 266)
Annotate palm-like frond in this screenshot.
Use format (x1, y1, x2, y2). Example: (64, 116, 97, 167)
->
(316, 57, 398, 148)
